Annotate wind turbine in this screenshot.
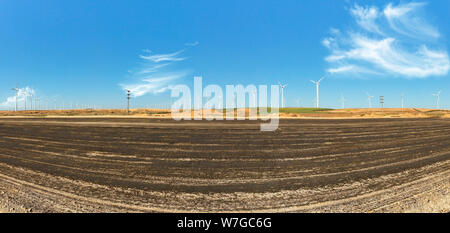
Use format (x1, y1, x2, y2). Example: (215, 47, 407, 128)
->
(251, 89, 257, 108)
(24, 90, 28, 110)
(11, 86, 19, 111)
(432, 91, 442, 109)
(36, 97, 40, 111)
(310, 77, 324, 108)
(401, 94, 405, 110)
(30, 92, 33, 110)
(340, 94, 346, 109)
(366, 92, 374, 108)
(295, 98, 301, 107)
(279, 82, 287, 108)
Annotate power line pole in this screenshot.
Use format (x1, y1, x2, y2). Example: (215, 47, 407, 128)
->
(127, 90, 131, 114)
(380, 96, 384, 110)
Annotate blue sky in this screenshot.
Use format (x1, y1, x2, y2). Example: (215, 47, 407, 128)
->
(1, 0, 449, 110)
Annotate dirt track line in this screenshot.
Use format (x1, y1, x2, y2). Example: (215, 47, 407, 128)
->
(254, 169, 450, 213)
(2, 130, 450, 162)
(1, 167, 447, 213)
(3, 124, 450, 144)
(0, 172, 184, 213)
(0, 148, 447, 187)
(370, 181, 449, 212)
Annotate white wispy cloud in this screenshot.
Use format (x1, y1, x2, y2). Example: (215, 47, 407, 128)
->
(137, 63, 171, 75)
(121, 49, 189, 97)
(384, 2, 440, 39)
(327, 65, 355, 74)
(350, 5, 383, 35)
(185, 41, 199, 47)
(139, 50, 186, 63)
(121, 72, 187, 97)
(1, 87, 35, 108)
(323, 2, 449, 78)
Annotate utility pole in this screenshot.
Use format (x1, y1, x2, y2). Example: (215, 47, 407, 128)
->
(380, 96, 384, 110)
(127, 90, 131, 114)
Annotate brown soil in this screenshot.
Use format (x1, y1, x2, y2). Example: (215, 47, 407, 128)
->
(0, 118, 448, 213)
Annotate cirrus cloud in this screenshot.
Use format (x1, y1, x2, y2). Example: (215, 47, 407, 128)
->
(323, 2, 449, 78)
(120, 48, 191, 97)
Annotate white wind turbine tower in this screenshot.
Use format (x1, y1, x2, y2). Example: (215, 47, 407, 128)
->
(251, 89, 257, 108)
(340, 94, 346, 109)
(432, 91, 442, 109)
(310, 77, 324, 108)
(36, 97, 40, 111)
(401, 93, 405, 110)
(24, 90, 28, 110)
(366, 92, 374, 108)
(12, 86, 19, 111)
(295, 98, 300, 107)
(279, 82, 287, 108)
(311, 98, 317, 108)
(30, 92, 33, 110)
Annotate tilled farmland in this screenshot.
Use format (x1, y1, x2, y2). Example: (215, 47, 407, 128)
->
(0, 118, 448, 213)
